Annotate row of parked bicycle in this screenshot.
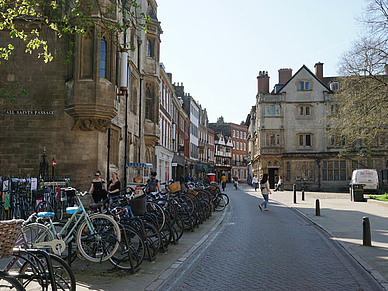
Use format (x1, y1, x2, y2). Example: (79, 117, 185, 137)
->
(0, 180, 229, 290)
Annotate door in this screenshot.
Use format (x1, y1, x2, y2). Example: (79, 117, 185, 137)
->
(268, 168, 279, 189)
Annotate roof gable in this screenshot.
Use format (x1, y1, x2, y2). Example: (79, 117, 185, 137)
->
(277, 65, 332, 94)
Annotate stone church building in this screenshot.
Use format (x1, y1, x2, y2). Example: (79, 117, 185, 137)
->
(0, 0, 162, 189)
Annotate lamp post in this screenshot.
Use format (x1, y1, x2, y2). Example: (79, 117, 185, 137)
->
(119, 49, 129, 187)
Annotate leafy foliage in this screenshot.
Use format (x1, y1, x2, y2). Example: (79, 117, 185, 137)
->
(0, 0, 148, 63)
(0, 0, 149, 103)
(0, 81, 27, 103)
(330, 0, 388, 162)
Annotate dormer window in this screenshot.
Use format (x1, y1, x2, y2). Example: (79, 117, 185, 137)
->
(298, 81, 310, 90)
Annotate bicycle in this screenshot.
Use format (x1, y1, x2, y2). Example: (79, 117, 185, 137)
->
(0, 219, 76, 291)
(21, 188, 121, 263)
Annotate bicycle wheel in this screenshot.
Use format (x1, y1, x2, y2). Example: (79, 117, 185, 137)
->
(0, 271, 25, 291)
(77, 213, 121, 262)
(215, 194, 228, 211)
(143, 221, 162, 260)
(220, 193, 229, 206)
(146, 202, 166, 232)
(19, 223, 54, 249)
(18, 252, 75, 291)
(109, 225, 145, 271)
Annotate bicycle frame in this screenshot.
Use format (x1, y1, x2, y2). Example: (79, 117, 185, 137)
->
(33, 195, 98, 255)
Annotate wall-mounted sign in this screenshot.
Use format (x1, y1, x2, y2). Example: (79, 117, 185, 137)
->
(5, 110, 54, 115)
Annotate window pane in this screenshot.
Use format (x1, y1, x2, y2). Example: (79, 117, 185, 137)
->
(305, 82, 310, 90)
(305, 106, 310, 115)
(299, 135, 304, 146)
(100, 38, 107, 78)
(328, 170, 333, 180)
(340, 169, 347, 180)
(323, 171, 327, 181)
(265, 106, 270, 116)
(299, 82, 304, 90)
(305, 134, 311, 146)
(271, 106, 275, 116)
(334, 169, 339, 180)
(299, 107, 304, 116)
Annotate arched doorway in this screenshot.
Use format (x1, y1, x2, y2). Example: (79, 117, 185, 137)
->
(267, 160, 281, 189)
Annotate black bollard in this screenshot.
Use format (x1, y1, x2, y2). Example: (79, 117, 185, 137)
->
(315, 199, 320, 216)
(363, 217, 372, 246)
(302, 189, 305, 201)
(293, 184, 296, 204)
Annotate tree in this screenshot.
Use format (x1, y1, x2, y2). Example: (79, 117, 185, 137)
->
(331, 0, 388, 166)
(0, 0, 148, 103)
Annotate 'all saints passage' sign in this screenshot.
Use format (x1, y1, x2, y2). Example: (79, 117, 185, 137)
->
(5, 110, 54, 115)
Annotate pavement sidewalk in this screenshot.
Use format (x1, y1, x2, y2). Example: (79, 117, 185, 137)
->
(241, 184, 388, 290)
(72, 204, 228, 291)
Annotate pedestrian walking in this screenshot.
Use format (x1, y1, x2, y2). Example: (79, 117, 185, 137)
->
(252, 174, 259, 191)
(258, 173, 271, 211)
(221, 173, 227, 191)
(274, 175, 283, 191)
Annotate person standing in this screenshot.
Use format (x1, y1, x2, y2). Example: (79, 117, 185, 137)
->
(274, 176, 283, 191)
(252, 174, 259, 191)
(146, 171, 160, 195)
(89, 170, 107, 203)
(108, 172, 121, 199)
(258, 173, 271, 211)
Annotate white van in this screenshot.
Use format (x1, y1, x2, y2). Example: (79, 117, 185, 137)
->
(350, 169, 379, 193)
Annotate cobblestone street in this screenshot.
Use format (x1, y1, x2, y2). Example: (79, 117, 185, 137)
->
(159, 186, 383, 291)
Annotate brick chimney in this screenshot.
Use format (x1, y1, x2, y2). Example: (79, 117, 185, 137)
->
(257, 71, 270, 93)
(278, 68, 292, 84)
(314, 62, 324, 81)
(385, 64, 388, 75)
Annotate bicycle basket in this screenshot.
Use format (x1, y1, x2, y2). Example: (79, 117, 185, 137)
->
(167, 182, 181, 194)
(0, 219, 24, 259)
(130, 194, 147, 215)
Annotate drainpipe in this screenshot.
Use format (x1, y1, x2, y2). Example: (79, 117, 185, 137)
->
(107, 127, 111, 182)
(138, 38, 142, 162)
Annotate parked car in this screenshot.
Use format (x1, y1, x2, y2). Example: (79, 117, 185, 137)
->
(350, 169, 379, 193)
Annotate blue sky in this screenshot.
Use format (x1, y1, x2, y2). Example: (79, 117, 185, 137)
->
(158, 0, 367, 124)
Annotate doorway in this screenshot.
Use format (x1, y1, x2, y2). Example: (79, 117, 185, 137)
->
(268, 168, 279, 189)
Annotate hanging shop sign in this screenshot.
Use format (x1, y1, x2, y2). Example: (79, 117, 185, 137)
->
(5, 110, 54, 115)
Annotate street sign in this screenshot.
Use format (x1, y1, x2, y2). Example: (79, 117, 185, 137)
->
(52, 159, 57, 168)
